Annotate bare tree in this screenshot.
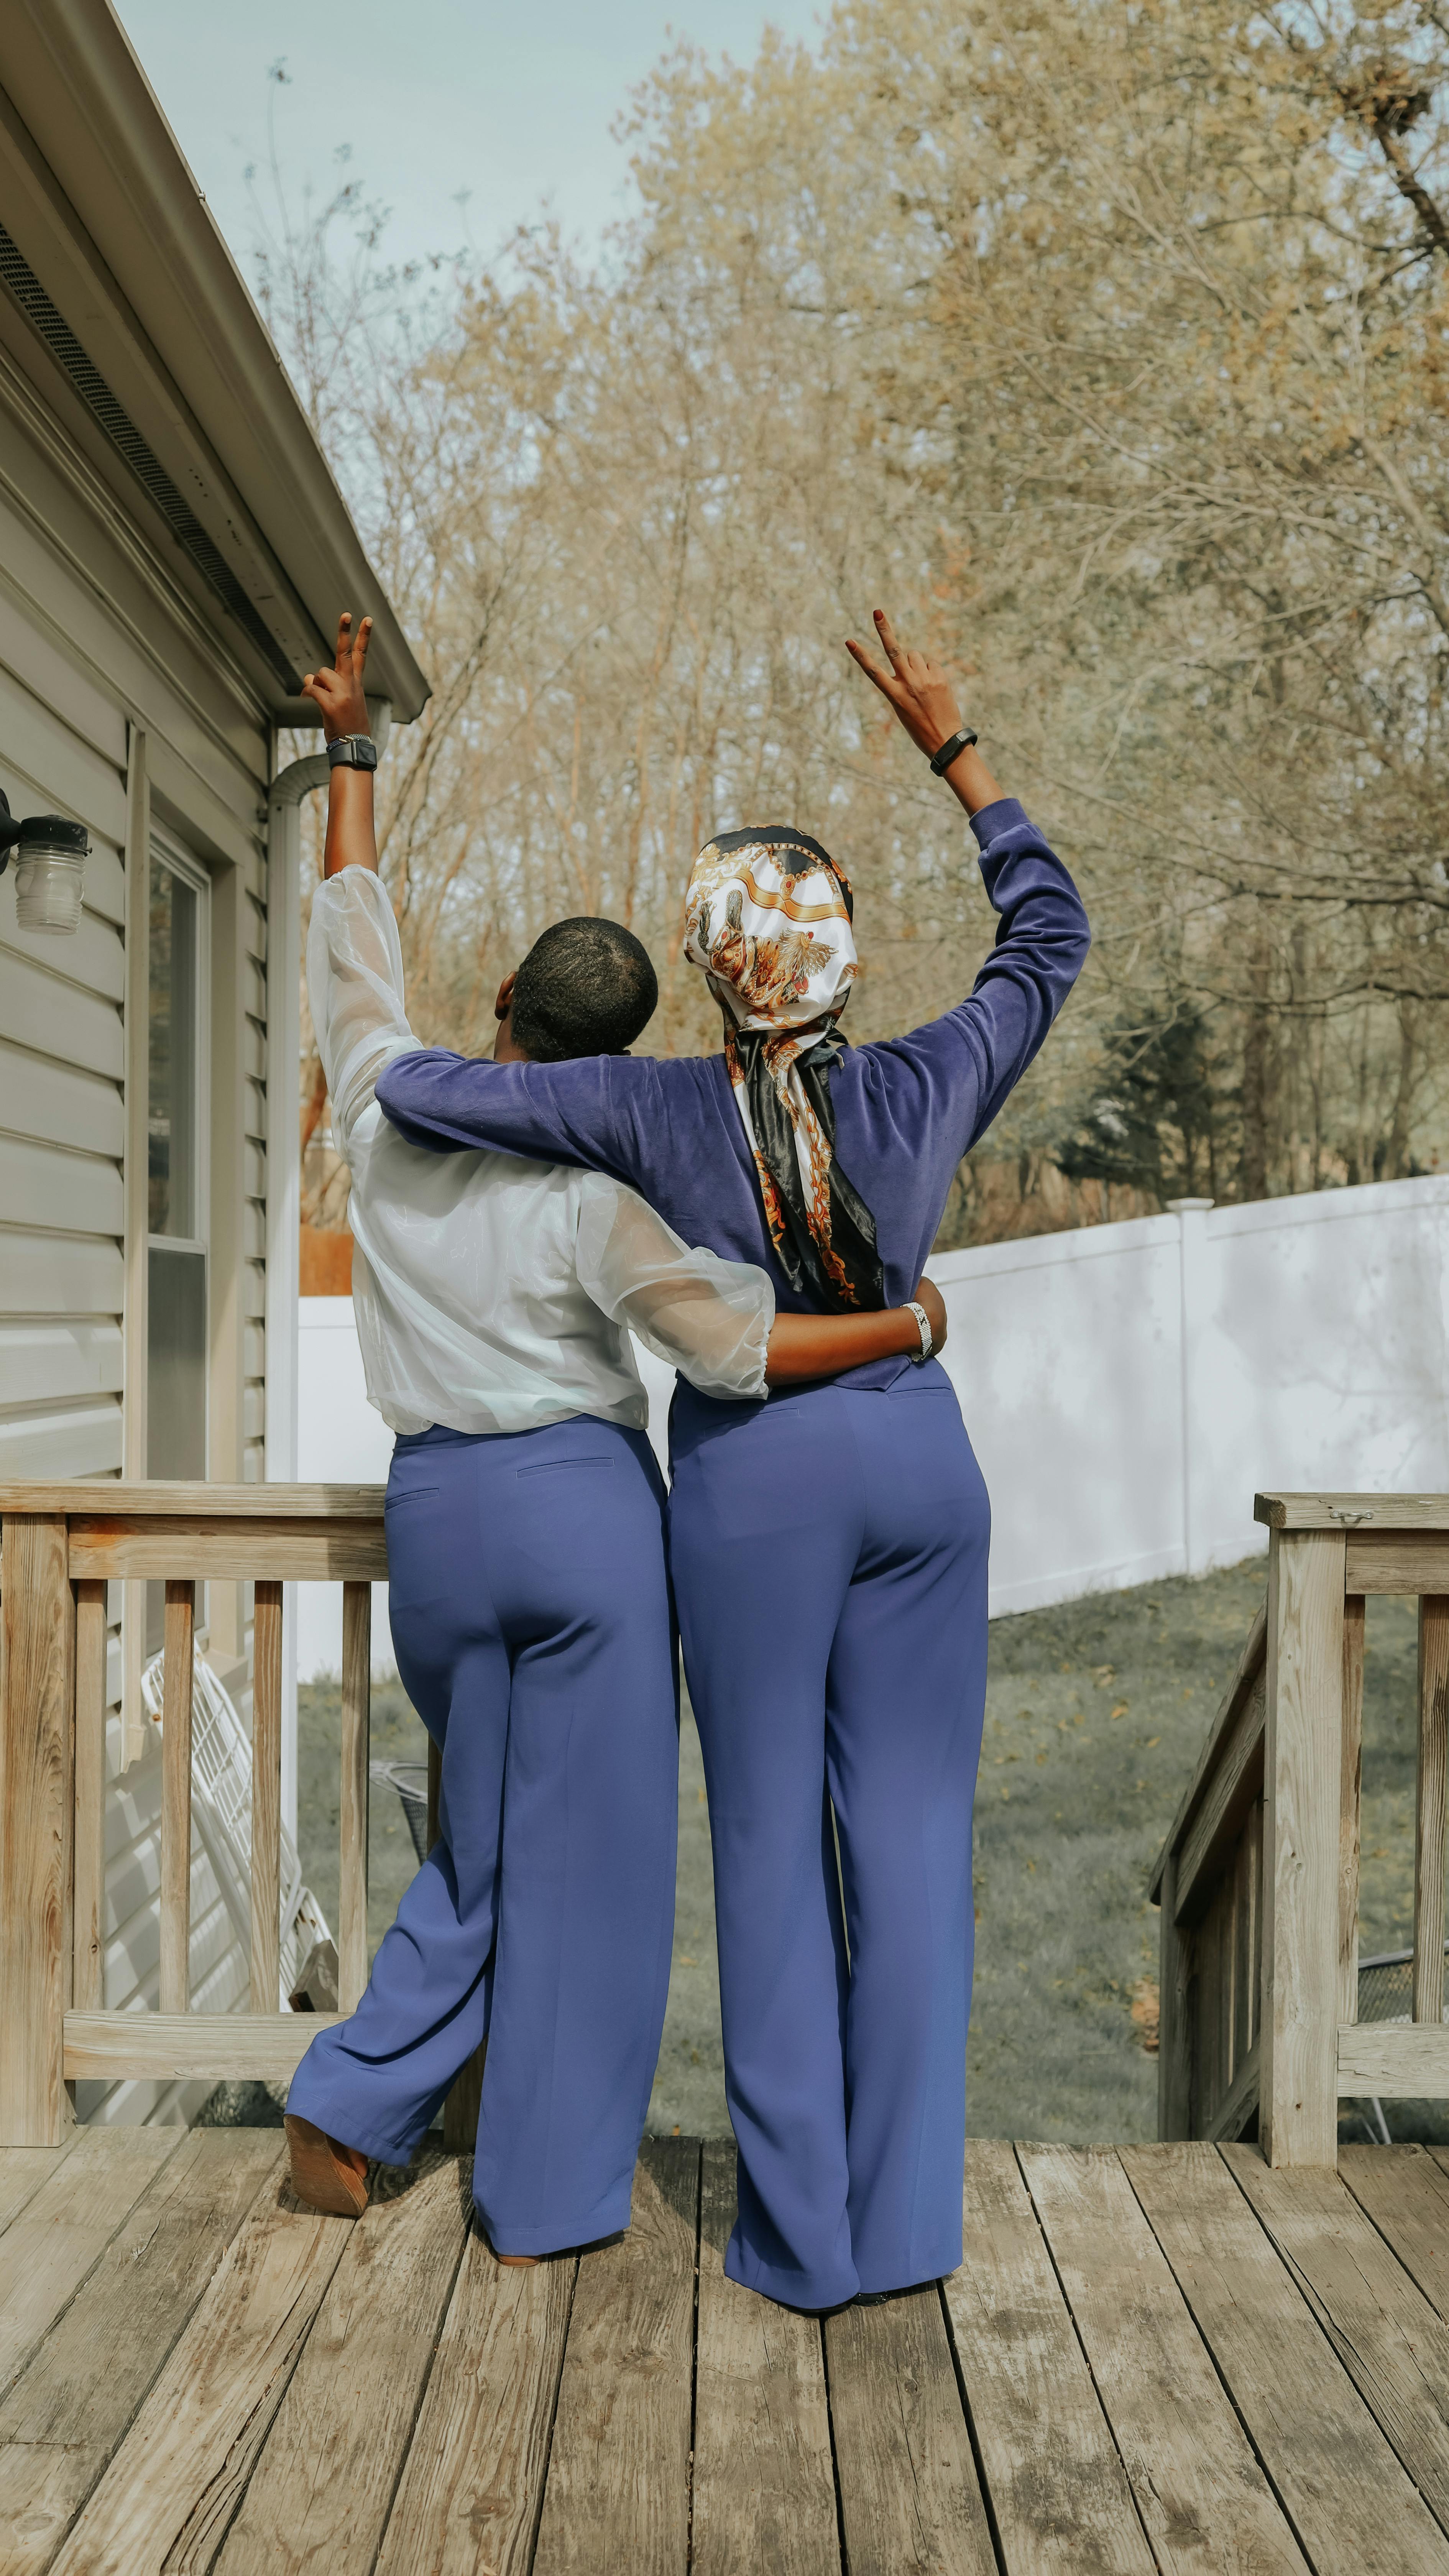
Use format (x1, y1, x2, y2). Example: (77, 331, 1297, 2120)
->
(263, 0, 1449, 1248)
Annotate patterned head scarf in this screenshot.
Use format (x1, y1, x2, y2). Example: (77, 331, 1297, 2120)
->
(684, 826, 884, 1313)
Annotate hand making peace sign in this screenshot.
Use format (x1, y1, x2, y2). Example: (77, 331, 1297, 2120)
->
(302, 610, 373, 746)
(845, 609, 1004, 813)
(845, 610, 966, 762)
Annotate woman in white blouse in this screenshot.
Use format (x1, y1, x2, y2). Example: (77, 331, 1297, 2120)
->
(285, 614, 947, 2251)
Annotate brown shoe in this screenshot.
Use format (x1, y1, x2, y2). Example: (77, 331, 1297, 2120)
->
(285, 2114, 370, 2217)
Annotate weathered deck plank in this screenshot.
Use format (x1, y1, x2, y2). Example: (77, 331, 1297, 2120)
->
(531, 2137, 698, 2576)
(0, 2130, 281, 2576)
(824, 2287, 996, 2576)
(48, 2173, 352, 2576)
(0, 2128, 181, 2399)
(1026, 2145, 1308, 2575)
(692, 2141, 837, 2576)
(212, 2150, 471, 2576)
(1341, 2144, 1449, 2323)
(1124, 2141, 1449, 2576)
(13, 2128, 1449, 2576)
(375, 2232, 577, 2576)
(0, 2144, 74, 2241)
(1226, 2145, 1449, 2536)
(946, 2141, 1155, 2576)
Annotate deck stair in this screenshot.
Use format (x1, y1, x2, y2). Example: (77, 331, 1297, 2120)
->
(1152, 1493, 1449, 2155)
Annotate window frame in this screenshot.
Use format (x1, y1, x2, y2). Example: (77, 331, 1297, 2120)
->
(146, 827, 211, 1268)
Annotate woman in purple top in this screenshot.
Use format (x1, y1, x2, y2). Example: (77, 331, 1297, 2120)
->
(378, 615, 1091, 2310)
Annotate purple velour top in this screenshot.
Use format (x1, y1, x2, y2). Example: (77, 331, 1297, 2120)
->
(376, 797, 1091, 1392)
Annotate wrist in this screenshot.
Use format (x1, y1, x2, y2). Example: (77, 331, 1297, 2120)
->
(942, 742, 1004, 817)
(888, 1306, 924, 1356)
(327, 766, 375, 808)
(927, 724, 977, 774)
(902, 1298, 934, 1361)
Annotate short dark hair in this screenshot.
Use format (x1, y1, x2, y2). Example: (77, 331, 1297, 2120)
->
(509, 916, 659, 1061)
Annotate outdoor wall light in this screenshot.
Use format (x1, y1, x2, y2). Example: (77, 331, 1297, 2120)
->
(0, 790, 90, 935)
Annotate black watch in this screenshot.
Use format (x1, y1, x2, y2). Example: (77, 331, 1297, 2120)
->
(929, 727, 978, 777)
(327, 734, 378, 770)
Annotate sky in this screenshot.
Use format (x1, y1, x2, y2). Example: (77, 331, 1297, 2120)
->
(114, 0, 824, 284)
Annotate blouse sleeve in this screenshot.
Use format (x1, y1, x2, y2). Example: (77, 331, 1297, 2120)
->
(306, 868, 422, 1160)
(575, 1175, 774, 1402)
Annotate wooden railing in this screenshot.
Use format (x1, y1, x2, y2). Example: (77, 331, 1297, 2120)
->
(1152, 1490, 1449, 2162)
(0, 1481, 393, 2147)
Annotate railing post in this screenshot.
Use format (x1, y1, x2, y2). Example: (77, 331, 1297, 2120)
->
(250, 1581, 284, 2012)
(72, 1579, 108, 2013)
(159, 1580, 196, 2016)
(1339, 1595, 1365, 2029)
(1157, 1852, 1193, 2139)
(1262, 1525, 1345, 2164)
(0, 1512, 76, 2144)
(1414, 1598, 1449, 2025)
(338, 1582, 371, 2013)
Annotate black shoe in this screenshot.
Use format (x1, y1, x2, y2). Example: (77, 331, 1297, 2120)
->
(854, 2275, 941, 2306)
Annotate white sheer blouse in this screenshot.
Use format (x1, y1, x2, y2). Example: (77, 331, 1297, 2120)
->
(307, 867, 774, 1437)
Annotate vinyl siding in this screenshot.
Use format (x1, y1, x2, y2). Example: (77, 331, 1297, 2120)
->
(0, 943, 125, 1075)
(0, 369, 279, 2123)
(0, 649, 127, 1488)
(0, 1317, 123, 1405)
(0, 1399, 124, 1477)
(0, 1132, 126, 1232)
(0, 1036, 126, 1154)
(0, 1228, 124, 1312)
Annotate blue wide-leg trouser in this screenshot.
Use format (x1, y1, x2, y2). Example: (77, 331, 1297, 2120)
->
(288, 1417, 680, 2256)
(668, 1362, 989, 2311)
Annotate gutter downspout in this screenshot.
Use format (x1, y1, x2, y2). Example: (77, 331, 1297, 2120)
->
(264, 699, 391, 1838)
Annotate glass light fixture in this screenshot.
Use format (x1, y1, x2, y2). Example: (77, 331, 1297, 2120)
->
(0, 790, 90, 935)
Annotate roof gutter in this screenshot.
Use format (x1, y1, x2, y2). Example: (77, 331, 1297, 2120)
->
(0, 0, 430, 722)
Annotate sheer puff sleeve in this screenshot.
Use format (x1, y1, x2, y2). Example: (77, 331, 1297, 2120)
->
(575, 1174, 773, 1403)
(307, 869, 421, 1159)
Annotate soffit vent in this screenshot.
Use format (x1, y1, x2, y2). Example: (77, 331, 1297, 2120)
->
(0, 219, 298, 693)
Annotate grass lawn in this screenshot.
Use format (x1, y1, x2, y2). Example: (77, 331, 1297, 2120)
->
(967, 1556, 1426, 2143)
(289, 1557, 1434, 2146)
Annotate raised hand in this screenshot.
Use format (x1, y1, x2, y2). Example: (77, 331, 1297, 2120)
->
(846, 610, 1003, 813)
(302, 611, 373, 745)
(310, 613, 380, 879)
(844, 611, 965, 762)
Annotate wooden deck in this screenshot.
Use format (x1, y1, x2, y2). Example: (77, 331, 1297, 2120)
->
(8, 2134, 1449, 2574)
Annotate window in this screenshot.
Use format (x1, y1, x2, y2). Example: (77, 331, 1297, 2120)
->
(147, 838, 209, 1649)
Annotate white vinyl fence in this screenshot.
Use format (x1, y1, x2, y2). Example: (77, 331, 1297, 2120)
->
(296, 1174, 1449, 1669)
(928, 1177, 1449, 1615)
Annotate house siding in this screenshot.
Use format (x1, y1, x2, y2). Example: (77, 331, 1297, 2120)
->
(0, 349, 278, 2121)
(0, 642, 128, 1484)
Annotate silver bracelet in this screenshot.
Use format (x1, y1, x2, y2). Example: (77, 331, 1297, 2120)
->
(905, 1299, 933, 1362)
